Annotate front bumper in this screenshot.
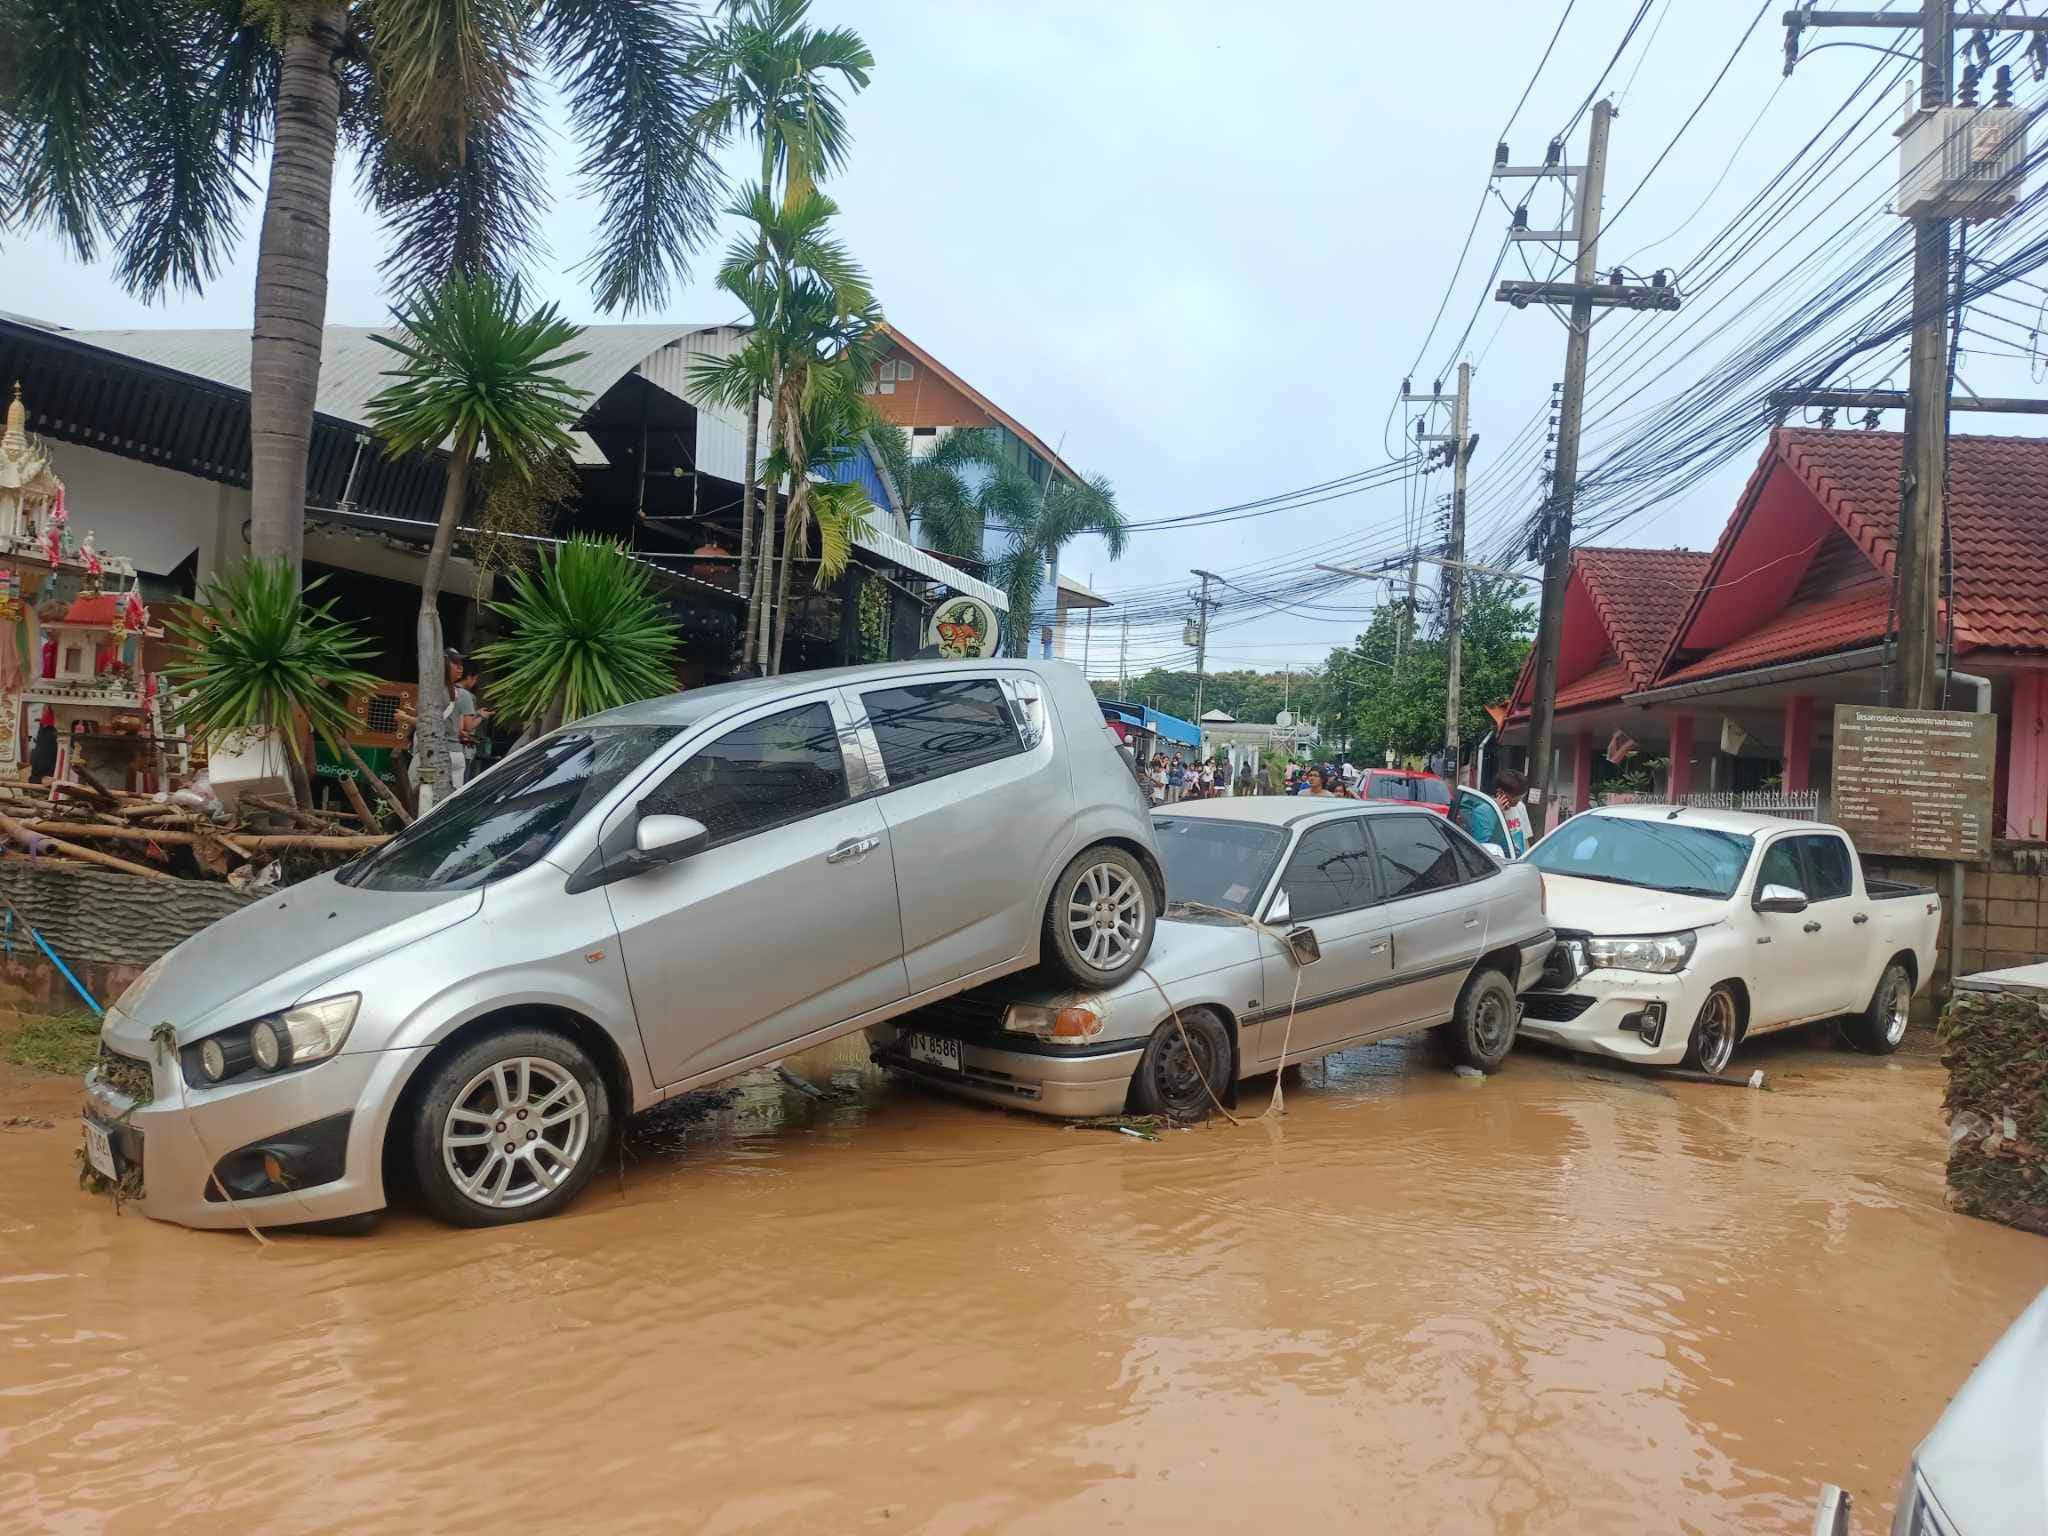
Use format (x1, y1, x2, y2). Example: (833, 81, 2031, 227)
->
(83, 1019, 422, 1230)
(1514, 966, 1702, 1068)
(869, 1023, 1143, 1120)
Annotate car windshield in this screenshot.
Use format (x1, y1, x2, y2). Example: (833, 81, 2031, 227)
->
(1525, 814, 1753, 898)
(339, 725, 678, 893)
(1154, 816, 1289, 915)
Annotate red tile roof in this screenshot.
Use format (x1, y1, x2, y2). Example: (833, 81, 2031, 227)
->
(1656, 428, 2048, 684)
(1504, 546, 1710, 720)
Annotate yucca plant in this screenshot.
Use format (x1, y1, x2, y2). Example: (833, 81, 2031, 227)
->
(163, 557, 381, 808)
(367, 271, 589, 806)
(477, 536, 680, 730)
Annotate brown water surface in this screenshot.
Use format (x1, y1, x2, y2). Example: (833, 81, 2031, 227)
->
(2, 1029, 2043, 1534)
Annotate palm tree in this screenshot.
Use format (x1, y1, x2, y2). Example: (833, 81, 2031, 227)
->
(365, 274, 590, 808)
(163, 556, 381, 810)
(760, 389, 878, 671)
(869, 424, 996, 560)
(690, 0, 874, 609)
(0, 1, 725, 570)
(477, 537, 680, 731)
(690, 184, 881, 673)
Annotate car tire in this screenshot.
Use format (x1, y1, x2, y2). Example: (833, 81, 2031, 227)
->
(410, 1029, 612, 1228)
(1682, 985, 1741, 1076)
(1043, 844, 1156, 988)
(1129, 1008, 1232, 1120)
(1841, 961, 1913, 1055)
(1438, 967, 1519, 1072)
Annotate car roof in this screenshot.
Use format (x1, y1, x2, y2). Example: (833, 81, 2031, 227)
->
(1155, 796, 1436, 830)
(581, 658, 1067, 732)
(1564, 803, 1831, 837)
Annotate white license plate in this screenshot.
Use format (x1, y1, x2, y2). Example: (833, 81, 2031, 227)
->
(83, 1119, 116, 1181)
(906, 1032, 963, 1073)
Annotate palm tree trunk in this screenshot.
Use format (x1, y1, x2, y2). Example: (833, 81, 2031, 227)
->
(752, 479, 779, 673)
(735, 135, 777, 645)
(770, 490, 807, 677)
(247, 2, 347, 573)
(414, 428, 477, 811)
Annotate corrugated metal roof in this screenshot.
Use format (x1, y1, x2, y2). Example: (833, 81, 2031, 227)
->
(853, 524, 1008, 612)
(62, 322, 718, 429)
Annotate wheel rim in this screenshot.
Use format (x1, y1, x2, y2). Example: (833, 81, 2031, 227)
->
(1154, 1027, 1215, 1115)
(442, 1057, 591, 1210)
(1472, 986, 1512, 1057)
(1066, 860, 1147, 972)
(1883, 970, 1910, 1045)
(1692, 991, 1736, 1075)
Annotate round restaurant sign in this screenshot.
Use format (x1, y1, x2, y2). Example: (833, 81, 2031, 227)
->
(925, 595, 1000, 658)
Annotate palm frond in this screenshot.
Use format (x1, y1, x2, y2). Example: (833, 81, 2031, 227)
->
(367, 272, 591, 480)
(368, 0, 527, 162)
(537, 0, 727, 313)
(802, 477, 874, 588)
(476, 536, 680, 722)
(162, 556, 381, 761)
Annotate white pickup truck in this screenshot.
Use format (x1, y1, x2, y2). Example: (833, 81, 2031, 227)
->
(1514, 806, 1942, 1076)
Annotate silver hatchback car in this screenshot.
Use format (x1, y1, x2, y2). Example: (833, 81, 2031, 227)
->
(83, 660, 1161, 1230)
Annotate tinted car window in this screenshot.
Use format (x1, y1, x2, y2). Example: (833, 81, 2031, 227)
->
(1444, 823, 1498, 881)
(1364, 773, 1410, 803)
(641, 702, 847, 846)
(1756, 839, 1805, 895)
(340, 725, 677, 892)
(1154, 816, 1289, 915)
(1279, 819, 1375, 921)
(1370, 815, 1466, 900)
(863, 679, 1021, 788)
(1794, 834, 1854, 900)
(1414, 777, 1452, 808)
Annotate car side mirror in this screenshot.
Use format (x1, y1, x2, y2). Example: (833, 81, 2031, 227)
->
(1285, 926, 1323, 966)
(634, 813, 709, 866)
(1266, 890, 1292, 927)
(1755, 882, 1809, 914)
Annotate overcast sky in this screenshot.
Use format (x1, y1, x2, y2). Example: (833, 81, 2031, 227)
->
(11, 2, 2041, 686)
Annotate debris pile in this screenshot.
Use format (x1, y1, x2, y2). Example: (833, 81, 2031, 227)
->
(1941, 981, 2048, 1236)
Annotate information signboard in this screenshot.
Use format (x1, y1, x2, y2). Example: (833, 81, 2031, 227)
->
(1830, 704, 1996, 862)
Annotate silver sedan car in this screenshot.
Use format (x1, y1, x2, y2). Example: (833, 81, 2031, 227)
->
(872, 798, 1555, 1120)
(82, 660, 1161, 1230)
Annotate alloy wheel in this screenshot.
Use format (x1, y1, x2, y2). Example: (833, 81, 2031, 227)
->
(1692, 991, 1736, 1075)
(441, 1057, 592, 1210)
(1066, 860, 1147, 972)
(1883, 970, 1910, 1046)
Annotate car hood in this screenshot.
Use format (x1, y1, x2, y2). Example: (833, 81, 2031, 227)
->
(1537, 874, 1730, 935)
(106, 873, 482, 1046)
(1917, 1285, 2048, 1534)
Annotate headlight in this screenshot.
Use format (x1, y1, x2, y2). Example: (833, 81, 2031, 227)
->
(1004, 1001, 1105, 1043)
(1584, 931, 1695, 974)
(180, 994, 360, 1089)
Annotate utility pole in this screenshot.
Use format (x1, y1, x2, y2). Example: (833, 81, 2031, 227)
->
(1408, 365, 1476, 769)
(1118, 615, 1129, 697)
(1494, 97, 1679, 817)
(1190, 569, 1220, 720)
(1783, 6, 2041, 704)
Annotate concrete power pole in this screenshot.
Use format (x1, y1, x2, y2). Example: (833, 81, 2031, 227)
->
(1412, 365, 1476, 769)
(1494, 98, 1679, 818)
(1784, 6, 2041, 704)
(1118, 615, 1129, 697)
(1190, 569, 1220, 721)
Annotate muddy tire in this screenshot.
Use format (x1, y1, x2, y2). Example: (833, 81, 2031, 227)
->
(1842, 961, 1912, 1055)
(410, 1029, 612, 1228)
(1438, 967, 1519, 1072)
(1129, 1009, 1231, 1121)
(1043, 844, 1156, 988)
(1682, 986, 1741, 1076)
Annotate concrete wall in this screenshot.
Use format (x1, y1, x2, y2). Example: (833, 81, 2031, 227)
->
(53, 439, 245, 580)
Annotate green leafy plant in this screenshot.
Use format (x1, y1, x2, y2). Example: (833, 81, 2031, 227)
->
(4, 1010, 101, 1076)
(477, 536, 680, 727)
(367, 271, 590, 801)
(163, 556, 380, 788)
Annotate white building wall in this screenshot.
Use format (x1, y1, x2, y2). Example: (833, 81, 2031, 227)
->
(52, 440, 246, 581)
(634, 327, 771, 486)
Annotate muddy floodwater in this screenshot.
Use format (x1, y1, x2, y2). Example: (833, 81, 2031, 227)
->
(3, 1028, 2045, 1535)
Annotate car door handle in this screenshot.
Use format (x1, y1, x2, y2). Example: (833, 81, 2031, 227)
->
(1463, 915, 1482, 928)
(826, 835, 880, 864)
(1803, 921, 1823, 933)
(1852, 913, 1869, 925)
(1369, 941, 1388, 954)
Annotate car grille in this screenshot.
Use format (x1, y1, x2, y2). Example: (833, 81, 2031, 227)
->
(95, 1042, 155, 1103)
(1520, 993, 1597, 1023)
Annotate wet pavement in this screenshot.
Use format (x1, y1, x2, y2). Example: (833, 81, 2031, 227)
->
(2, 1026, 2044, 1535)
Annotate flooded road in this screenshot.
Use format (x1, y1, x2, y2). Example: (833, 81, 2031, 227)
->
(3, 1028, 2044, 1535)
